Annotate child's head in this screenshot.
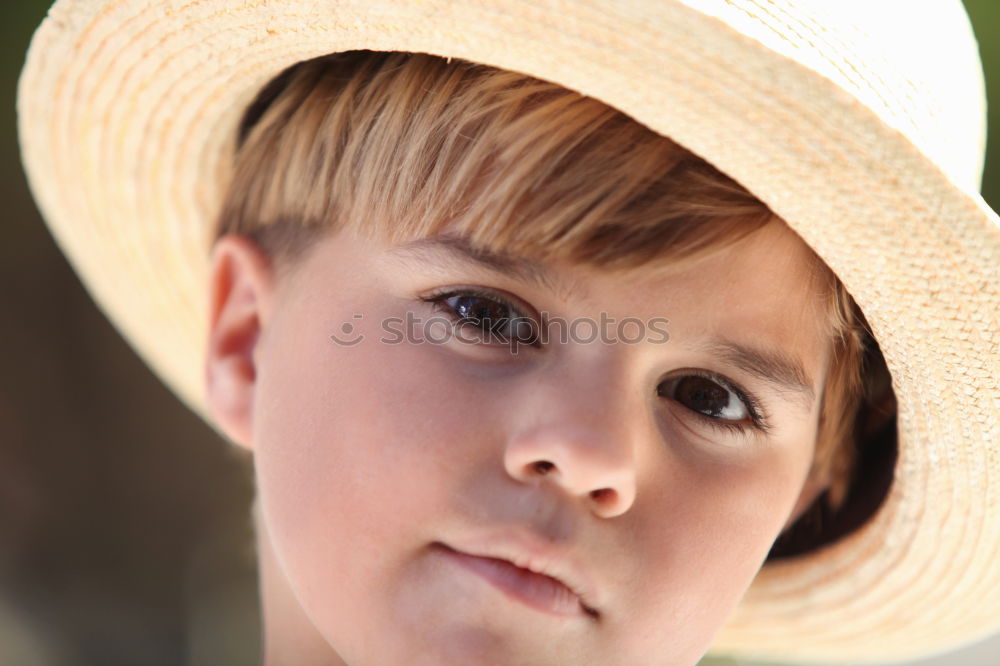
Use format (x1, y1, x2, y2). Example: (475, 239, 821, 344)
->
(203, 51, 873, 664)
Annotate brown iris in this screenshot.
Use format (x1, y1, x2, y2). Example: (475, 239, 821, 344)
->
(667, 376, 730, 417)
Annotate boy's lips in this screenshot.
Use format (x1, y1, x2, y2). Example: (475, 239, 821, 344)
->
(431, 538, 600, 620)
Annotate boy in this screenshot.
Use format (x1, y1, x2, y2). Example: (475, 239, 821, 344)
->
(18, 1, 998, 665)
(205, 52, 868, 664)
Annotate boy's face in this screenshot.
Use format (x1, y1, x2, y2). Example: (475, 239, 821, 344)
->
(206, 220, 832, 666)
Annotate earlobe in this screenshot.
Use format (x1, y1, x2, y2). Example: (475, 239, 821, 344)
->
(204, 233, 276, 450)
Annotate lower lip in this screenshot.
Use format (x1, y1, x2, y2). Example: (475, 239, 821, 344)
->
(433, 543, 588, 619)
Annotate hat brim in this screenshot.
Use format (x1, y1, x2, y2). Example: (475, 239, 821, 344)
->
(17, 0, 1000, 662)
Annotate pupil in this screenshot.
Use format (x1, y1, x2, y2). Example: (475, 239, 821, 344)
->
(453, 296, 510, 333)
(677, 376, 728, 416)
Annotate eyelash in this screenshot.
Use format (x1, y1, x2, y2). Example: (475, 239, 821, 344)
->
(420, 287, 770, 437)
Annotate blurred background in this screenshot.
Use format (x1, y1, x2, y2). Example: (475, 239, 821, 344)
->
(2, 2, 998, 665)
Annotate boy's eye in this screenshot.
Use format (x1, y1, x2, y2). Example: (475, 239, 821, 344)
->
(421, 288, 541, 349)
(657, 373, 765, 433)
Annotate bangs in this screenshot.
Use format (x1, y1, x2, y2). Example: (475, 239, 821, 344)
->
(223, 51, 775, 275)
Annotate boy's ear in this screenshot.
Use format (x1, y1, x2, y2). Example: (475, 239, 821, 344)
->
(204, 233, 276, 450)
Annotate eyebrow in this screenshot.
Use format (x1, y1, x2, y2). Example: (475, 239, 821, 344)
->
(385, 234, 587, 301)
(692, 337, 817, 408)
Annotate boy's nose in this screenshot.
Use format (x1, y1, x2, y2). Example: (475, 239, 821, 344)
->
(503, 419, 639, 519)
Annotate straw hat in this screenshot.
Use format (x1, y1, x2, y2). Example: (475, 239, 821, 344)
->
(17, 0, 1000, 663)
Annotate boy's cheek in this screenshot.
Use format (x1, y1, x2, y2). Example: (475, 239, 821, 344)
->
(250, 295, 491, 520)
(249, 336, 530, 662)
(606, 471, 802, 661)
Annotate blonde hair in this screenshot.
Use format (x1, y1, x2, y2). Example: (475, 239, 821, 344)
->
(216, 51, 873, 522)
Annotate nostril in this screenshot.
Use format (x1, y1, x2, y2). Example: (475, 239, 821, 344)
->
(533, 460, 555, 475)
(589, 488, 615, 503)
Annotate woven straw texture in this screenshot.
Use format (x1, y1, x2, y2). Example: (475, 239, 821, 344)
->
(16, 0, 1000, 663)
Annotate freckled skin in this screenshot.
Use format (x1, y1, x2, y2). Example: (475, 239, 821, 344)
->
(205, 221, 832, 666)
